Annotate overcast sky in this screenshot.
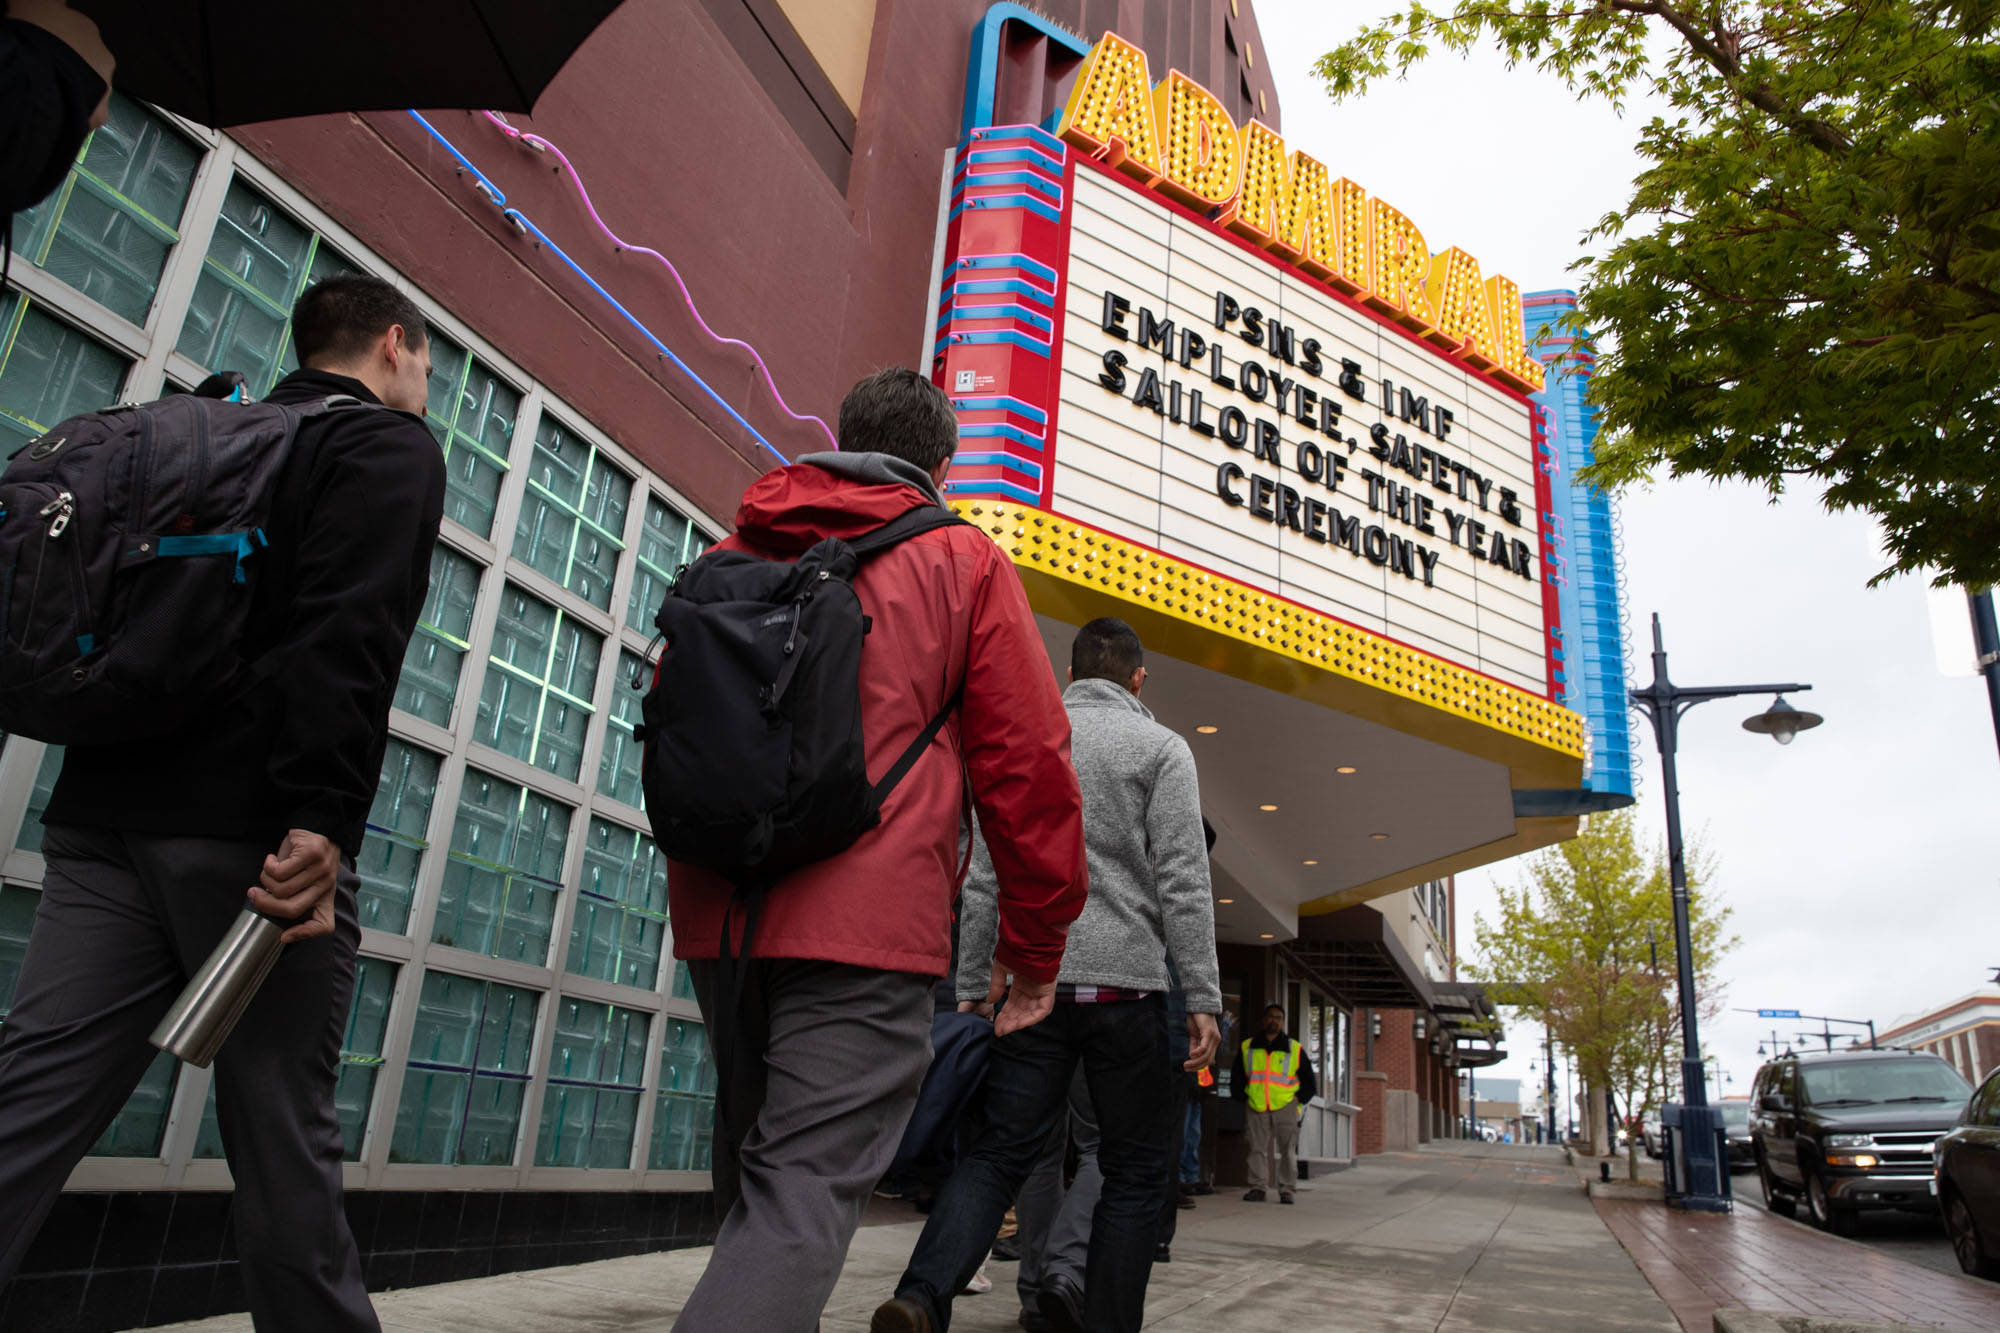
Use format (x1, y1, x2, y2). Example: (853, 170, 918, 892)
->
(1256, 1, 2000, 1111)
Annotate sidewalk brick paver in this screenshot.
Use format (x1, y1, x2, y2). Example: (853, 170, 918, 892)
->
(1594, 1194, 2000, 1332)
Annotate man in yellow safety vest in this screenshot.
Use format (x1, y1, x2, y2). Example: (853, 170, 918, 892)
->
(1236, 1004, 1317, 1203)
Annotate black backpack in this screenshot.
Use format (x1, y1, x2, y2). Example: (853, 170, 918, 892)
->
(636, 502, 969, 885)
(0, 393, 360, 745)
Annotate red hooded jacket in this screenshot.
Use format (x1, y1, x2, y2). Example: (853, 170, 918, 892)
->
(666, 456, 1088, 981)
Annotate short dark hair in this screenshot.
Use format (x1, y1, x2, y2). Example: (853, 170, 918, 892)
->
(838, 367, 957, 471)
(1071, 617, 1144, 684)
(1264, 1004, 1286, 1018)
(291, 274, 427, 368)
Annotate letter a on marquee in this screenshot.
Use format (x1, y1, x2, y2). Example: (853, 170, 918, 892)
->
(1058, 33, 1163, 185)
(1153, 71, 1242, 208)
(1425, 247, 1498, 369)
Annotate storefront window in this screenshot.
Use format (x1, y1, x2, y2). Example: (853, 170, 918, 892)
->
(0, 155, 730, 1192)
(536, 998, 649, 1168)
(12, 745, 63, 853)
(596, 651, 649, 809)
(10, 95, 202, 325)
(625, 494, 709, 633)
(476, 583, 602, 783)
(356, 740, 441, 934)
(0, 296, 131, 447)
(424, 331, 520, 537)
(432, 768, 570, 966)
(513, 416, 631, 611)
(391, 971, 538, 1165)
(395, 544, 483, 728)
(568, 818, 667, 990)
(176, 178, 359, 395)
(0, 885, 36, 1009)
(195, 956, 399, 1161)
(649, 1016, 717, 1171)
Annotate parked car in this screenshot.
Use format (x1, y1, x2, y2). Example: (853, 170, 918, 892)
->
(1934, 1065, 2000, 1279)
(1749, 1049, 1972, 1235)
(1641, 1114, 1665, 1159)
(1719, 1098, 1755, 1171)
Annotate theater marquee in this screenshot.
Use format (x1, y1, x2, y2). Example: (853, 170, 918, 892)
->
(933, 17, 1588, 930)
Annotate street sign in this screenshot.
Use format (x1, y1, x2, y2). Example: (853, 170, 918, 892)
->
(1758, 1009, 1801, 1019)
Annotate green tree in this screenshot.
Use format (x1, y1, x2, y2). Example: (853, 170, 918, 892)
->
(1469, 810, 1735, 1168)
(1316, 2, 2000, 587)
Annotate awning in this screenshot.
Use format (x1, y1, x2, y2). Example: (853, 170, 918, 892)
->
(1285, 904, 1435, 1011)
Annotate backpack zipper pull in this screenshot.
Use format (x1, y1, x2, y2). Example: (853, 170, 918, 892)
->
(39, 491, 74, 538)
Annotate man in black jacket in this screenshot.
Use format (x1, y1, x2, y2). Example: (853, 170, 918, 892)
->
(0, 275, 446, 1331)
(2, 1, 113, 222)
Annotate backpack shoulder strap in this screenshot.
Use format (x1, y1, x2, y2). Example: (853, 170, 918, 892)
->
(843, 503, 968, 559)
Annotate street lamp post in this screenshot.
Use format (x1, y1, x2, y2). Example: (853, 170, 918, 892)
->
(1629, 613, 1821, 1212)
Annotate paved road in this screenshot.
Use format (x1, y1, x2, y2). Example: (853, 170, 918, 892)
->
(1731, 1163, 1971, 1280)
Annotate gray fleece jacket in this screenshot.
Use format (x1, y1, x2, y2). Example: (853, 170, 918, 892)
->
(957, 677, 1222, 1013)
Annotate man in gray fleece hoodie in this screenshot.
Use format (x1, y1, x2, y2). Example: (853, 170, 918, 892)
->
(875, 618, 1221, 1333)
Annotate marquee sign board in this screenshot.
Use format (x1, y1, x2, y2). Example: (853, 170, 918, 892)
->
(933, 33, 1562, 700)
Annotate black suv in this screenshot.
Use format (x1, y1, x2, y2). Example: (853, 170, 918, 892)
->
(1749, 1049, 1972, 1235)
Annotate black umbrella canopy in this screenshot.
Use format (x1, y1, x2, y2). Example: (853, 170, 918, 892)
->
(72, 0, 628, 127)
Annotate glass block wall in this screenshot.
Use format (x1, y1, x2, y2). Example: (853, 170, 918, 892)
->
(0, 98, 720, 1190)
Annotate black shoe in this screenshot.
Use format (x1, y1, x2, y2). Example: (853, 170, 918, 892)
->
(1279, 1191, 1296, 1205)
(1190, 1182, 1215, 1196)
(1176, 1192, 1196, 1210)
(1155, 1242, 1172, 1263)
(990, 1234, 1022, 1261)
(871, 1297, 934, 1333)
(1018, 1309, 1053, 1332)
(1242, 1188, 1267, 1202)
(1036, 1275, 1086, 1333)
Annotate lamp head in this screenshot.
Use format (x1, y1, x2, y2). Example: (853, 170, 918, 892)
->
(1743, 694, 1823, 746)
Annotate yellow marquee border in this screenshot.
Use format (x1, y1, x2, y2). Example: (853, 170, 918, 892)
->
(956, 500, 1586, 789)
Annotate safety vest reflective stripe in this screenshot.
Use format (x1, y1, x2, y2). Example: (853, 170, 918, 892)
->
(1241, 1040, 1302, 1113)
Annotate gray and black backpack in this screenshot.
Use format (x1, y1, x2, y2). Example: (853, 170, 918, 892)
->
(0, 392, 360, 745)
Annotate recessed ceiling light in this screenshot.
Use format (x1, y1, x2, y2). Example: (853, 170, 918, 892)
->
(1260, 933, 1275, 939)
(1337, 766, 1358, 775)
(1303, 859, 1318, 866)
(1370, 832, 1390, 840)
(1259, 803, 1278, 812)
(1196, 725, 1219, 735)
(1217, 898, 1235, 904)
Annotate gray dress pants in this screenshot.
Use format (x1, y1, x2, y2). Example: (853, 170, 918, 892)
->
(1013, 1067, 1097, 1311)
(0, 825, 376, 1331)
(675, 958, 932, 1332)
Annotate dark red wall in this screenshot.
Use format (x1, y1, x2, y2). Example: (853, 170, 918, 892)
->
(227, 0, 1281, 526)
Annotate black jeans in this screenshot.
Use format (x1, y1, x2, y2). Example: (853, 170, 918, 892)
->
(895, 996, 1169, 1333)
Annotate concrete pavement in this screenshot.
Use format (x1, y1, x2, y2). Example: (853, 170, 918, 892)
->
(148, 1142, 1677, 1332)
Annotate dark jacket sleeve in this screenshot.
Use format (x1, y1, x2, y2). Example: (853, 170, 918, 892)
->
(2, 19, 105, 217)
(1297, 1042, 1319, 1102)
(265, 411, 446, 852)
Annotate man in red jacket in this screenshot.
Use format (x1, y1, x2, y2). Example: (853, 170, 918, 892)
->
(667, 368, 1088, 1332)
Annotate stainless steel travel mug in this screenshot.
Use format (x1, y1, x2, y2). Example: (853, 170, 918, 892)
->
(150, 908, 286, 1068)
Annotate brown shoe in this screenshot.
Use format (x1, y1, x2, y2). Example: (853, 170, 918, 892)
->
(872, 1297, 934, 1332)
(1242, 1187, 1267, 1202)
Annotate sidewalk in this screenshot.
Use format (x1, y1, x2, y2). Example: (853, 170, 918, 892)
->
(1554, 1145, 2000, 1332)
(152, 1143, 1677, 1332)
(1594, 1193, 2000, 1332)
